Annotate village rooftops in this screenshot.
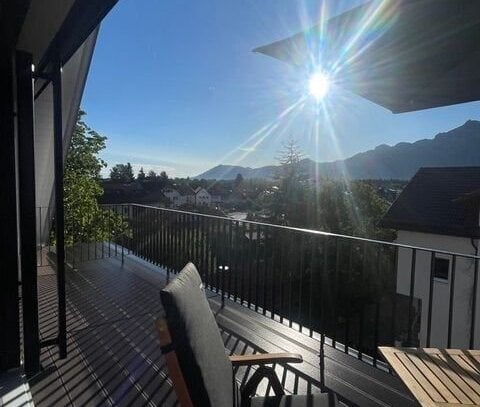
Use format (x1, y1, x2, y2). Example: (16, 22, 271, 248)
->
(380, 167, 480, 238)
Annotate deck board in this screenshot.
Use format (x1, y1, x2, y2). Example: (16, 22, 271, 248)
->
(29, 252, 416, 407)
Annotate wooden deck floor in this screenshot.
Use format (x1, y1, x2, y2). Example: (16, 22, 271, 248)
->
(29, 252, 416, 407)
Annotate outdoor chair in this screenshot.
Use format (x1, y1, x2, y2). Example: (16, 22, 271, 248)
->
(156, 262, 338, 407)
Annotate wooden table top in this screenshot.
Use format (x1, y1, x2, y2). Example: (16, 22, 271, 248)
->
(379, 347, 480, 407)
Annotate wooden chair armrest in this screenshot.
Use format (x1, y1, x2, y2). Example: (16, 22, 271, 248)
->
(229, 352, 303, 366)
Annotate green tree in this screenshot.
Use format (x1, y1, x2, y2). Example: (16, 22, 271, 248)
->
(64, 111, 127, 245)
(160, 171, 168, 181)
(234, 173, 244, 190)
(147, 170, 157, 179)
(269, 137, 309, 226)
(110, 162, 134, 183)
(137, 167, 146, 181)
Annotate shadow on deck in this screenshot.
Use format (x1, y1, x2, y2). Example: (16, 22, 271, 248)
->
(29, 252, 415, 407)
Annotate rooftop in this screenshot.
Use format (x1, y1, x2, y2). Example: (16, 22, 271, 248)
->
(380, 166, 480, 237)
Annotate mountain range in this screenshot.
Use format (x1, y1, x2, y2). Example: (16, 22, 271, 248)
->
(194, 120, 480, 180)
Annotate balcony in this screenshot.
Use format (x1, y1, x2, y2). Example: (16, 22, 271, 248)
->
(25, 204, 480, 406)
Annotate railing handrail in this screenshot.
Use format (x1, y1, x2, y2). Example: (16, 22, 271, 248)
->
(116, 203, 480, 261)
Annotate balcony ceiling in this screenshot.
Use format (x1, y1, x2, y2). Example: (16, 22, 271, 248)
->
(16, 0, 75, 65)
(254, 0, 480, 113)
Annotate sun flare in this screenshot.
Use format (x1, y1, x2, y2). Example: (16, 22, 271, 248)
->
(308, 72, 330, 100)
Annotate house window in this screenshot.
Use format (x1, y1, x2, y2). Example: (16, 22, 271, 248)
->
(433, 257, 450, 281)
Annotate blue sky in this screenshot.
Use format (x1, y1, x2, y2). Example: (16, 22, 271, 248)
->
(82, 0, 480, 178)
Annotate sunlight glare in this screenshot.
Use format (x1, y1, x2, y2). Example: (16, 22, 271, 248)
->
(308, 72, 329, 100)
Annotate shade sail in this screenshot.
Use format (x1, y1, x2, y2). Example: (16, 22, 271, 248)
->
(254, 0, 480, 113)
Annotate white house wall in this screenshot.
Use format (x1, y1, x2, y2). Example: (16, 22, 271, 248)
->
(396, 230, 480, 348)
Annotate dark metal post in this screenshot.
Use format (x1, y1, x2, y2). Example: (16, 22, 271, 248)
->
(319, 238, 328, 392)
(426, 251, 436, 348)
(447, 255, 456, 348)
(0, 44, 20, 371)
(407, 249, 417, 346)
(53, 56, 67, 359)
(16, 51, 40, 375)
(470, 257, 479, 349)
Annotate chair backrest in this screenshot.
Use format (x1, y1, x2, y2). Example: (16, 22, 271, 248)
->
(159, 263, 234, 406)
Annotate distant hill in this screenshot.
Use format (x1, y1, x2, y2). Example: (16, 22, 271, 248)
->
(194, 120, 480, 180)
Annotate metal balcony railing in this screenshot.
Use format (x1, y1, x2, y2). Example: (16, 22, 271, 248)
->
(101, 204, 480, 368)
(37, 203, 480, 369)
(36, 206, 129, 267)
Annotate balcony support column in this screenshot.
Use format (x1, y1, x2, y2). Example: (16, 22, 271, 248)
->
(0, 43, 20, 372)
(16, 50, 40, 375)
(52, 55, 67, 359)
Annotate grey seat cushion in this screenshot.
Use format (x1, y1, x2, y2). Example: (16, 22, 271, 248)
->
(250, 393, 337, 407)
(160, 263, 234, 406)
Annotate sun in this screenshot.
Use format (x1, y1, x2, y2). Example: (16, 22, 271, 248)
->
(308, 72, 330, 100)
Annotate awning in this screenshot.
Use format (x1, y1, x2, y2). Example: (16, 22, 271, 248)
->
(254, 0, 480, 113)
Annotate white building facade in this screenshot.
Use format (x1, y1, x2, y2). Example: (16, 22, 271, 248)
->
(381, 167, 480, 348)
(395, 231, 479, 348)
(194, 188, 212, 206)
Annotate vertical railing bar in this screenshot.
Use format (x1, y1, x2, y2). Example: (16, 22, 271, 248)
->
(168, 211, 173, 273)
(426, 251, 436, 347)
(184, 212, 188, 268)
(358, 241, 367, 360)
(248, 224, 253, 308)
(241, 221, 247, 306)
(170, 211, 175, 274)
(227, 219, 233, 301)
(155, 207, 158, 263)
(101, 209, 105, 259)
(204, 216, 210, 288)
(255, 223, 261, 312)
(38, 206, 42, 266)
(194, 216, 201, 264)
(319, 237, 328, 392)
(151, 207, 155, 264)
(279, 231, 286, 324)
(161, 209, 165, 266)
(407, 248, 417, 346)
(262, 226, 269, 316)
(190, 213, 195, 265)
(202, 215, 207, 282)
(148, 207, 151, 261)
(271, 227, 278, 320)
(288, 231, 294, 328)
(221, 219, 228, 305)
(121, 206, 125, 265)
(389, 246, 399, 353)
(332, 238, 340, 348)
(447, 254, 456, 348)
(308, 236, 316, 337)
(178, 212, 183, 269)
(233, 221, 239, 302)
(176, 212, 181, 271)
(298, 233, 305, 332)
(470, 256, 479, 349)
(373, 245, 382, 366)
(344, 241, 354, 354)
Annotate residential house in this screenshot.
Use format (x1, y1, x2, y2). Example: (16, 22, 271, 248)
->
(163, 185, 196, 207)
(194, 187, 212, 206)
(381, 167, 480, 347)
(162, 187, 183, 207)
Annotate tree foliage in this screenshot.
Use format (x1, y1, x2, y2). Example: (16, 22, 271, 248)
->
(110, 162, 134, 183)
(259, 136, 392, 239)
(268, 137, 309, 225)
(64, 111, 128, 245)
(137, 167, 146, 180)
